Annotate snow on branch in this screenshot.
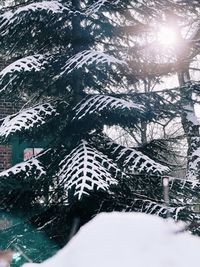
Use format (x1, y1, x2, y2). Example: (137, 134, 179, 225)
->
(0, 10, 12, 31)
(85, 0, 120, 16)
(85, 0, 107, 16)
(0, 54, 48, 78)
(73, 95, 144, 122)
(167, 175, 200, 193)
(0, 103, 58, 139)
(0, 158, 46, 179)
(0, 1, 70, 36)
(0, 55, 50, 92)
(105, 141, 169, 175)
(130, 198, 185, 221)
(59, 50, 126, 76)
(14, 1, 69, 14)
(57, 140, 119, 200)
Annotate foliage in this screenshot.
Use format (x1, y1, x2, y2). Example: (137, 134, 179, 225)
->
(1, 0, 200, 265)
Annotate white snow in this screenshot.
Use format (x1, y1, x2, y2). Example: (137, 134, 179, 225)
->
(15, 1, 69, 15)
(107, 141, 169, 174)
(0, 1, 68, 31)
(0, 10, 13, 30)
(58, 140, 118, 199)
(85, 0, 108, 16)
(85, 0, 120, 17)
(0, 103, 57, 138)
(0, 55, 47, 79)
(59, 50, 126, 76)
(22, 212, 200, 267)
(0, 158, 45, 178)
(73, 95, 144, 121)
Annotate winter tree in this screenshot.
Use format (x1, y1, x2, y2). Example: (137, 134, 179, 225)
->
(1, 0, 200, 264)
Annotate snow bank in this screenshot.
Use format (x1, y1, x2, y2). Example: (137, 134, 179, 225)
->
(22, 212, 200, 267)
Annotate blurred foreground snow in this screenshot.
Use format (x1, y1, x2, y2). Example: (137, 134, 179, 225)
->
(23, 212, 200, 267)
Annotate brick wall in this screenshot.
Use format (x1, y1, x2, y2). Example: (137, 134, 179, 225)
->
(0, 60, 23, 171)
(0, 99, 22, 119)
(0, 98, 23, 171)
(0, 145, 12, 171)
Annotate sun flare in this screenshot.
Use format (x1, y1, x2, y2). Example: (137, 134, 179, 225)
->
(157, 27, 177, 46)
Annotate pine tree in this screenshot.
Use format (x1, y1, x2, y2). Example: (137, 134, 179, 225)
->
(1, 0, 200, 264)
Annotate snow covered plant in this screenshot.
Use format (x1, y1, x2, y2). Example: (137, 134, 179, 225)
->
(2, 0, 200, 264)
(0, 1, 171, 208)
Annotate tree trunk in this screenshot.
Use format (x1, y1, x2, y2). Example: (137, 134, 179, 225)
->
(171, 12, 200, 180)
(140, 79, 151, 145)
(178, 69, 200, 180)
(71, 0, 84, 104)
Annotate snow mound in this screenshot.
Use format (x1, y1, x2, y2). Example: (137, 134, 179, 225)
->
(22, 212, 200, 267)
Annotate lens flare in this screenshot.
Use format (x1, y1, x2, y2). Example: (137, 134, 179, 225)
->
(157, 27, 177, 46)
